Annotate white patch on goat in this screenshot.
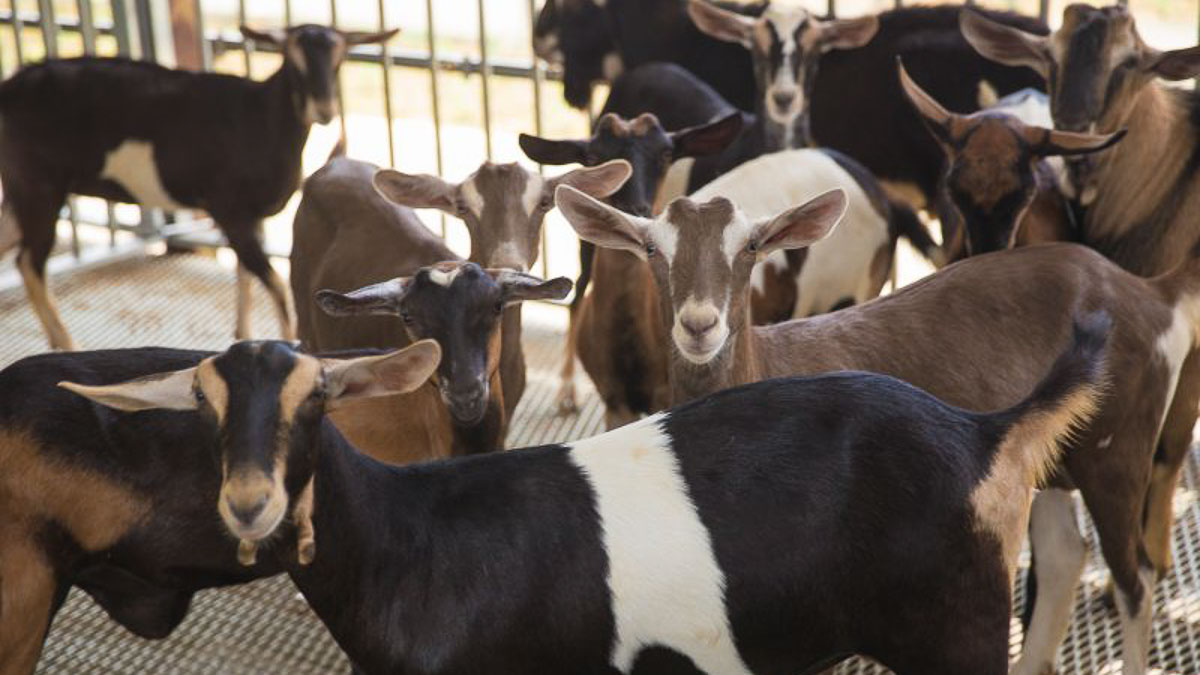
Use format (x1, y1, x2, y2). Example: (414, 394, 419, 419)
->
(762, 7, 807, 128)
(1013, 489, 1086, 675)
(720, 208, 755, 267)
(99, 140, 185, 210)
(656, 158, 695, 212)
(977, 80, 999, 108)
(568, 415, 752, 675)
(1113, 566, 1155, 674)
(1097, 435, 1113, 449)
(1153, 306, 1193, 443)
(692, 149, 879, 318)
(427, 266, 462, 287)
(521, 172, 545, 217)
(647, 218, 680, 264)
(460, 178, 485, 219)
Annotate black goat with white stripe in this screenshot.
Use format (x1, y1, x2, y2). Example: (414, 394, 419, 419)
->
(68, 314, 1109, 674)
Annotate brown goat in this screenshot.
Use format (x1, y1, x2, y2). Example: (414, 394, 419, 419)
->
(558, 184, 1200, 675)
(962, 1, 1200, 594)
(898, 62, 1124, 260)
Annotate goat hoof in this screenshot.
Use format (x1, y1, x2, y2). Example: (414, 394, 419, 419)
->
(237, 539, 257, 566)
(298, 541, 315, 565)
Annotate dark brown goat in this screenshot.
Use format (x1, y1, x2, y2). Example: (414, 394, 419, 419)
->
(0, 25, 397, 350)
(898, 62, 1124, 261)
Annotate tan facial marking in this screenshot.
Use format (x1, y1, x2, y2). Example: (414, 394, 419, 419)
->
(0, 430, 151, 552)
(280, 355, 322, 425)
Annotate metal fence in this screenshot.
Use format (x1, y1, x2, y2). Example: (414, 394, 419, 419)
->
(0, 0, 1195, 278)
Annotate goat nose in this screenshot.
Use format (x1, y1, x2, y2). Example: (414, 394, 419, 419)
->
(772, 91, 796, 110)
(227, 495, 268, 526)
(682, 314, 719, 337)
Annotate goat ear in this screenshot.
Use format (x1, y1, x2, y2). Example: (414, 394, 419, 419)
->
(340, 28, 400, 45)
(959, 8, 1049, 79)
(323, 340, 441, 410)
(59, 367, 199, 412)
(897, 60, 956, 146)
(490, 270, 574, 305)
(687, 0, 755, 49)
(316, 278, 412, 317)
(670, 112, 743, 159)
(1029, 127, 1127, 158)
(555, 185, 651, 259)
(752, 189, 847, 256)
(552, 159, 632, 199)
(1148, 46, 1200, 81)
(240, 26, 287, 47)
(373, 169, 458, 215)
(819, 16, 878, 52)
(518, 134, 589, 166)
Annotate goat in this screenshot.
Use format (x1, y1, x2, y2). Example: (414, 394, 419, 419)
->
(533, 0, 761, 111)
(290, 155, 629, 424)
(66, 311, 1107, 675)
(0, 338, 439, 674)
(315, 261, 571, 458)
(537, 0, 1046, 208)
(961, 1, 1200, 597)
(0, 25, 397, 350)
(558, 184, 1200, 675)
(519, 111, 742, 420)
(898, 62, 1124, 261)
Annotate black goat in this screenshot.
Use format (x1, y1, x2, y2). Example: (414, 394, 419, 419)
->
(0, 25, 395, 350)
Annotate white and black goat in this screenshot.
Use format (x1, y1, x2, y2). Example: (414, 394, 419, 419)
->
(64, 314, 1107, 675)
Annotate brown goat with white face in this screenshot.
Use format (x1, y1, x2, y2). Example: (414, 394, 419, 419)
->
(558, 184, 1200, 675)
(898, 62, 1124, 260)
(962, 1, 1200, 603)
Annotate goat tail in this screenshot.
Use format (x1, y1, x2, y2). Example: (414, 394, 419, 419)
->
(989, 311, 1110, 487)
(888, 201, 945, 268)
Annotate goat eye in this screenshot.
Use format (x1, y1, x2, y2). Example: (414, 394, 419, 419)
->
(494, 301, 505, 314)
(645, 242, 657, 257)
(746, 240, 759, 254)
(194, 388, 206, 404)
(400, 310, 414, 325)
(539, 195, 553, 210)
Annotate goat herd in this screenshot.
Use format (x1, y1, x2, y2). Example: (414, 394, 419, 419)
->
(0, 0, 1198, 673)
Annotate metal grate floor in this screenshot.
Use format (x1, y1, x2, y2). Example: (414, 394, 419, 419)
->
(0, 251, 1196, 674)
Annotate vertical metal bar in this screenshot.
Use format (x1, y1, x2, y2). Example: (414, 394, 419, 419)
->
(11, 2, 25, 65)
(77, 0, 97, 54)
(826, 0, 835, 19)
(37, 0, 58, 58)
(1039, 0, 1048, 22)
(283, 0, 291, 26)
(134, 0, 155, 61)
(527, 0, 548, 278)
(895, 0, 902, 8)
(112, 0, 135, 57)
(238, 0, 251, 74)
(377, 0, 395, 166)
(477, 0, 492, 160)
(329, 0, 348, 143)
(425, 0, 446, 237)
